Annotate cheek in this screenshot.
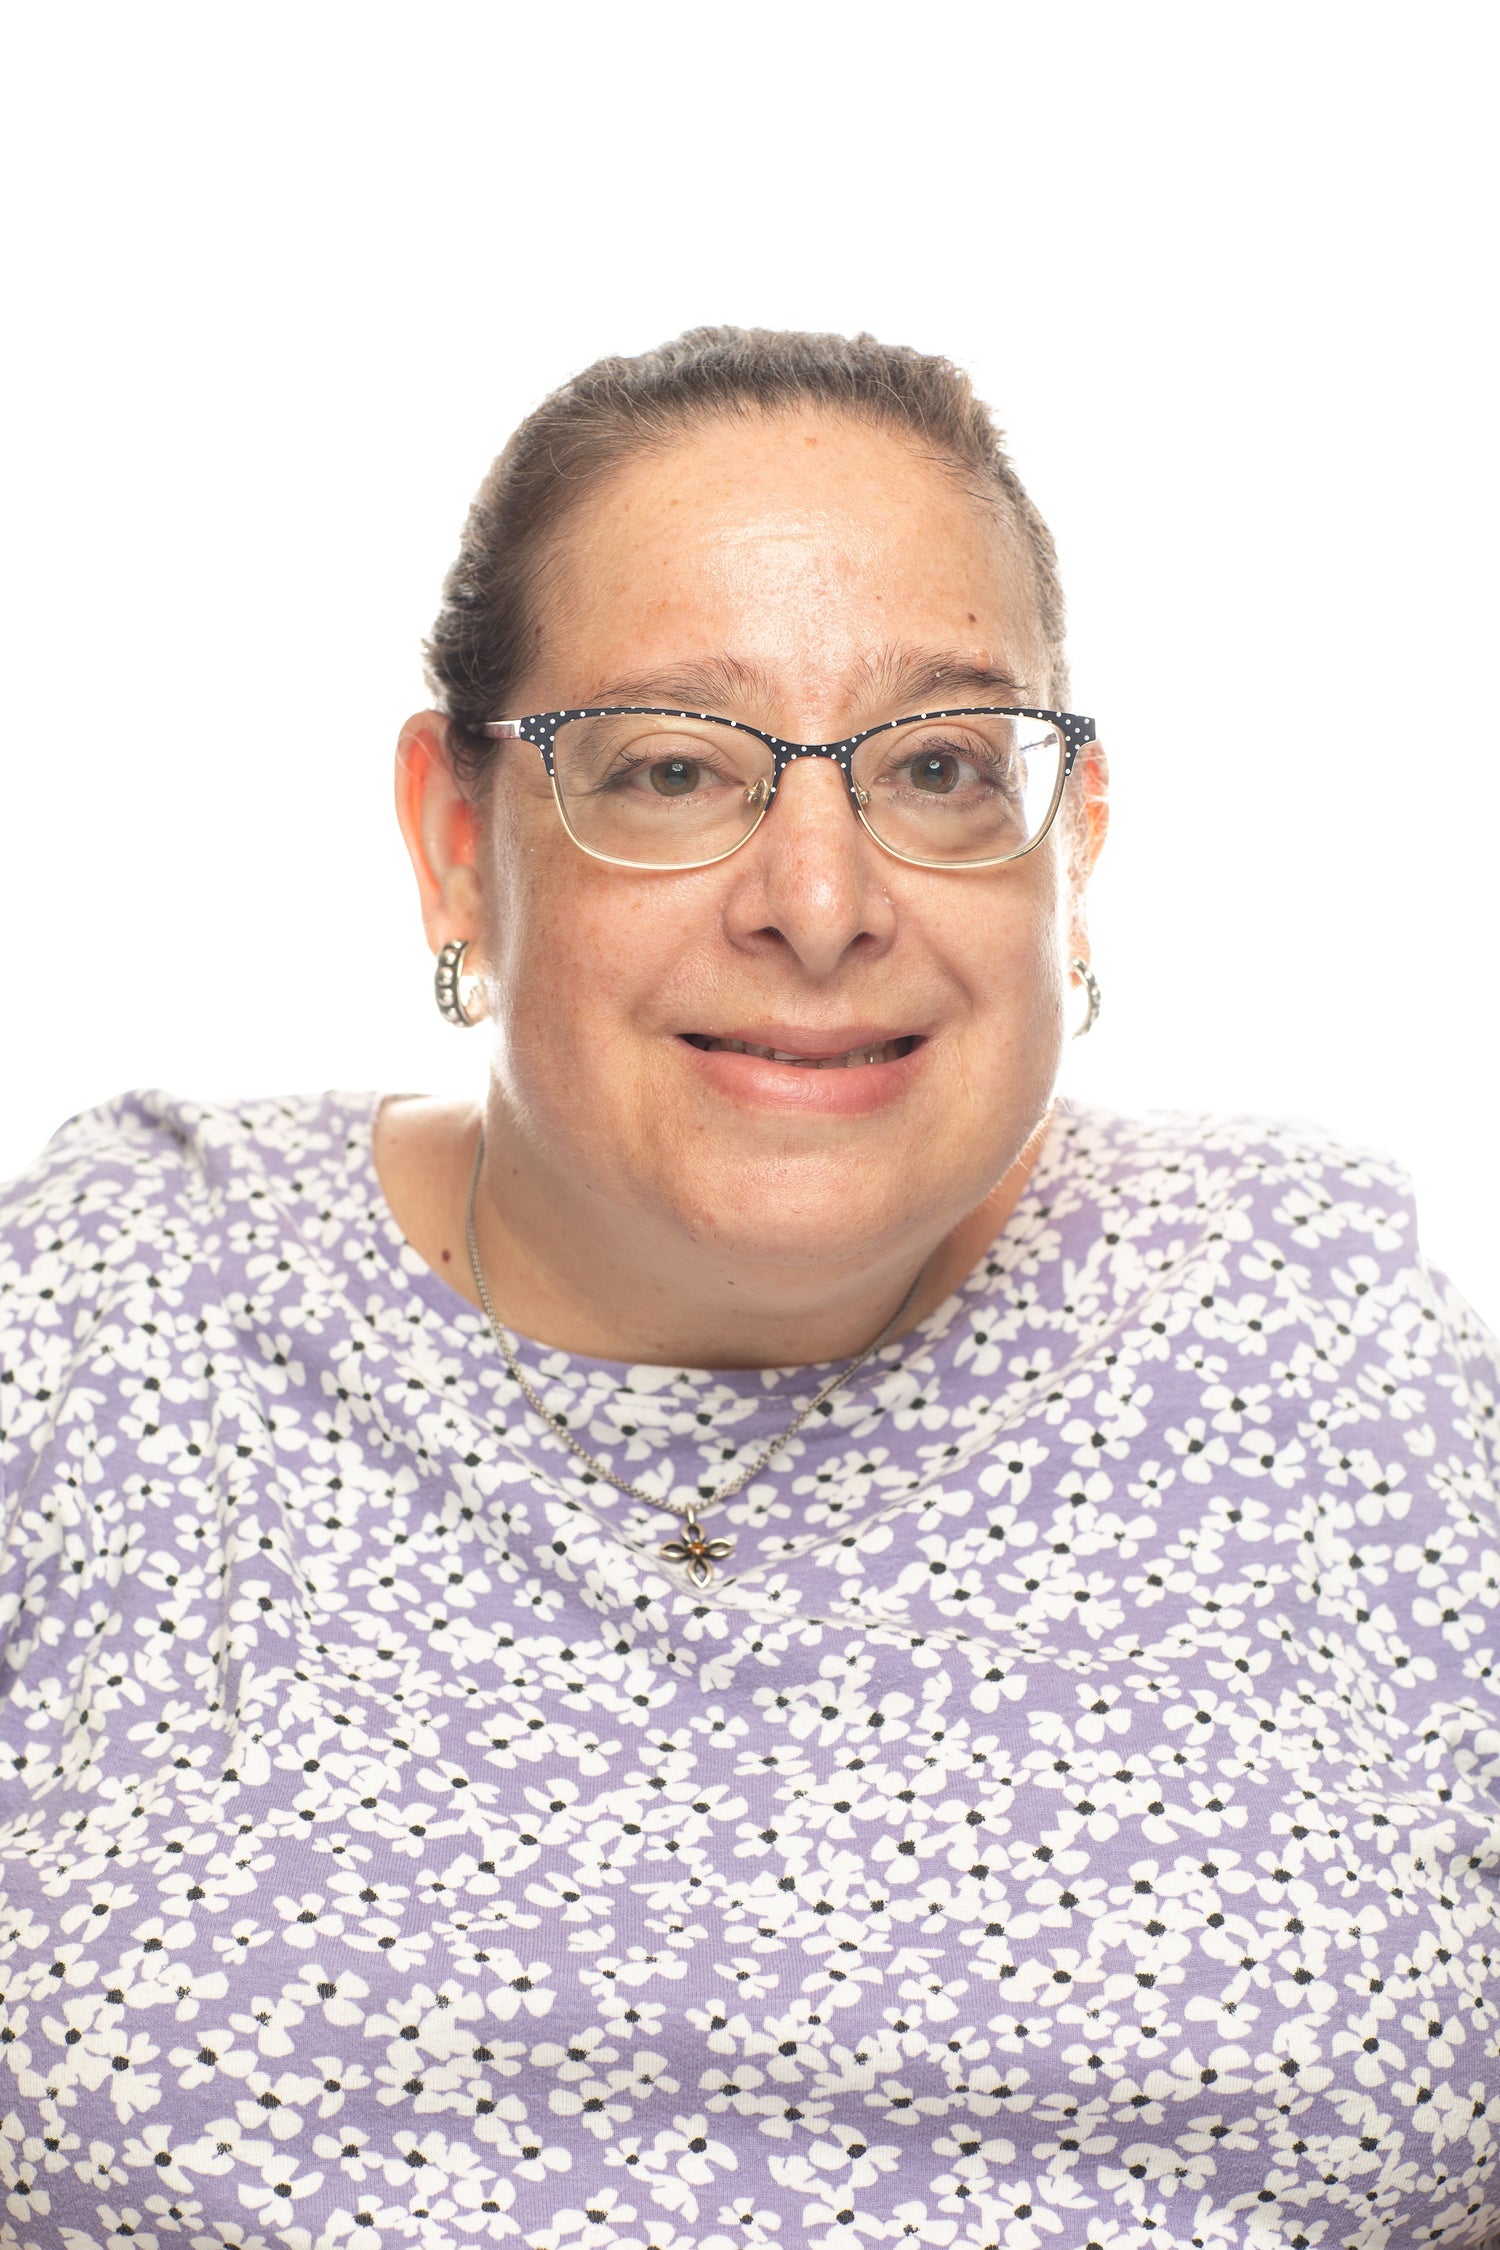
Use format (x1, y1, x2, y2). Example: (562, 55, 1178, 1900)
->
(926, 852, 1070, 1025)
(481, 811, 697, 1051)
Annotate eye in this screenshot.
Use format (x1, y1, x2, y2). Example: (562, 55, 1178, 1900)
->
(647, 756, 704, 797)
(909, 750, 963, 794)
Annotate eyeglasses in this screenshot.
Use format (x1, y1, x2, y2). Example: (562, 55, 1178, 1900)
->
(485, 705, 1096, 871)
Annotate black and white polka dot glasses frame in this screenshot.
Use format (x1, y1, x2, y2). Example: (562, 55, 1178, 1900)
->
(484, 705, 1097, 873)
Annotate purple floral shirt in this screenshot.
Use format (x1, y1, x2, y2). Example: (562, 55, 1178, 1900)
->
(1, 1090, 1498, 2250)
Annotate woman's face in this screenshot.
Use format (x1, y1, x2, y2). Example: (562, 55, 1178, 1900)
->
(473, 408, 1101, 1277)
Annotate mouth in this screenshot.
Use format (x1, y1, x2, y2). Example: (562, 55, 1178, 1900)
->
(681, 1033, 922, 1069)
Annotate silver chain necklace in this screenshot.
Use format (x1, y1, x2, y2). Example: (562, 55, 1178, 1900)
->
(464, 1133, 925, 1585)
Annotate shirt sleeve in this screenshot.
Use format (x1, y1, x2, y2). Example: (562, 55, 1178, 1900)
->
(0, 1091, 209, 1681)
(1422, 1256, 1500, 1503)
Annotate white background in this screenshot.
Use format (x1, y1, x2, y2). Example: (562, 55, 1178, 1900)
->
(3, 4, 1497, 1317)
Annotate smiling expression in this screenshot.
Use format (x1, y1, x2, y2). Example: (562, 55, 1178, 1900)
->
(472, 405, 1097, 1277)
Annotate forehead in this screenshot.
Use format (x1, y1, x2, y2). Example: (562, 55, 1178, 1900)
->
(526, 407, 1048, 720)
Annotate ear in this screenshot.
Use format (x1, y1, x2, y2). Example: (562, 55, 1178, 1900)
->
(395, 712, 485, 954)
(1066, 739, 1110, 956)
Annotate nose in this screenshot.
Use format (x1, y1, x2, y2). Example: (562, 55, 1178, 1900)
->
(721, 753, 896, 979)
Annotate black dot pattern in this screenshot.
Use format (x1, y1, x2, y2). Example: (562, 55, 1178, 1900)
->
(495, 704, 1094, 788)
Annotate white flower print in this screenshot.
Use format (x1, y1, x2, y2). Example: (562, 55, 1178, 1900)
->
(1, 1094, 1498, 2248)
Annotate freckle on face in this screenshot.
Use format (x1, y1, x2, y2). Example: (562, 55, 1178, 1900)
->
(481, 410, 1067, 1271)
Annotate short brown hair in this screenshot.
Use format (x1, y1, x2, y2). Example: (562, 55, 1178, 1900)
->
(424, 325, 1069, 791)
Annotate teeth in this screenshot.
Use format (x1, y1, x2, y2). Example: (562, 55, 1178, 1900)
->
(698, 1036, 911, 1067)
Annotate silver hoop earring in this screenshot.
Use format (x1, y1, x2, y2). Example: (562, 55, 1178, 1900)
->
(1070, 956, 1101, 1038)
(434, 939, 481, 1027)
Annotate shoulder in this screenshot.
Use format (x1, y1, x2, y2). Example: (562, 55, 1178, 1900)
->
(1047, 1100, 1498, 1411)
(0, 1088, 377, 1437)
(0, 1086, 377, 1264)
(1047, 1100, 1420, 1255)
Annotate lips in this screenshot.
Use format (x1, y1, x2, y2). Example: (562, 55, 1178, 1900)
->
(682, 1033, 921, 1069)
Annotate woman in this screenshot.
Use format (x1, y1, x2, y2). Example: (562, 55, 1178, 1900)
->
(1, 328, 1497, 2250)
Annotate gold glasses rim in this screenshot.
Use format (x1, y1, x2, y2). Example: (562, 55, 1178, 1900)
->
(484, 704, 1090, 874)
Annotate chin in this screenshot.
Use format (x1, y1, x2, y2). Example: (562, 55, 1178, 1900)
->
(644, 1141, 985, 1273)
(563, 1041, 1054, 1272)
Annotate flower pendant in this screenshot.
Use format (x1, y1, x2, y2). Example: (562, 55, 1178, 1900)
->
(660, 1514, 735, 1586)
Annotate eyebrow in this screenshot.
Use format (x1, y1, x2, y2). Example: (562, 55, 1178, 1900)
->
(575, 647, 1032, 723)
(862, 648, 1032, 709)
(578, 654, 779, 712)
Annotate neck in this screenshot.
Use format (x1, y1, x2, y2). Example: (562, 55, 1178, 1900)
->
(374, 1094, 1050, 1369)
